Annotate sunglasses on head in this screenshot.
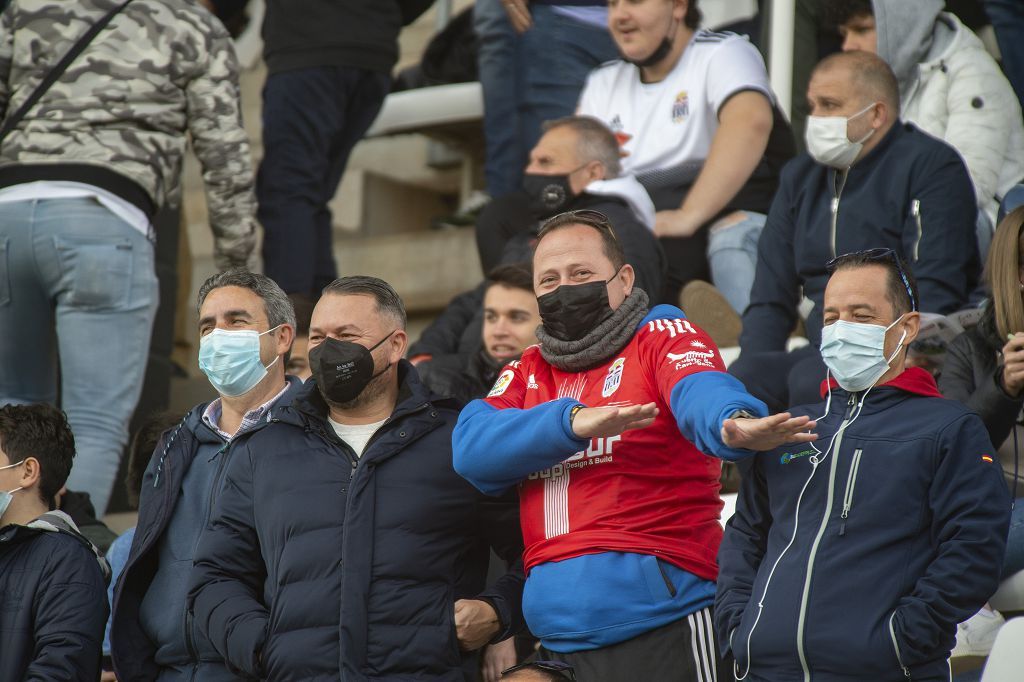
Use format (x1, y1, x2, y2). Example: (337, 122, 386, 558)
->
(501, 660, 577, 680)
(825, 247, 918, 312)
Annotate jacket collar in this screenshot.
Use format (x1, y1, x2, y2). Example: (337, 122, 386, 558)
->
(819, 366, 944, 403)
(185, 375, 305, 442)
(1, 510, 111, 580)
(282, 360, 456, 429)
(828, 122, 906, 180)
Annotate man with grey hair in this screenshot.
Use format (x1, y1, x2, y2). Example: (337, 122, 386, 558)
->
(475, 115, 664, 298)
(111, 269, 300, 682)
(189, 275, 526, 679)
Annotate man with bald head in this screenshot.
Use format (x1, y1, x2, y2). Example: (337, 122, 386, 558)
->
(730, 50, 979, 413)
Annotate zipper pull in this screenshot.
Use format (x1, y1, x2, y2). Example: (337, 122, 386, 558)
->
(839, 505, 850, 536)
(911, 199, 920, 217)
(831, 197, 840, 214)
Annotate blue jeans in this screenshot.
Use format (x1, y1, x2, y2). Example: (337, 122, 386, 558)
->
(707, 211, 767, 314)
(516, 5, 619, 167)
(984, 0, 1024, 111)
(0, 198, 158, 515)
(476, 0, 523, 197)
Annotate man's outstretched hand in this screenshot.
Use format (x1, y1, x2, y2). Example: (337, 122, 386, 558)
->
(721, 412, 817, 452)
(571, 402, 659, 439)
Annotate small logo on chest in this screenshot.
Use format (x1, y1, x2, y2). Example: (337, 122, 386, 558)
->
(602, 358, 626, 398)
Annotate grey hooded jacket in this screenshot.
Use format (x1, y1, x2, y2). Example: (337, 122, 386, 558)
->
(872, 0, 1024, 223)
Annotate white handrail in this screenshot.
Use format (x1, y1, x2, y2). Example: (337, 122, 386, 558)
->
(768, 0, 796, 119)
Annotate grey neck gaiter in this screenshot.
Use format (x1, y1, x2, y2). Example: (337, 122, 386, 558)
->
(536, 288, 650, 372)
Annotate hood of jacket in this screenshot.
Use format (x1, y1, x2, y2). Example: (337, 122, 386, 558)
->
(2, 510, 111, 583)
(820, 365, 943, 400)
(583, 174, 657, 231)
(872, 0, 947, 96)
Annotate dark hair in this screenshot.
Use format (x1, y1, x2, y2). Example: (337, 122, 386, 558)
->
(197, 269, 297, 330)
(486, 263, 534, 295)
(536, 210, 626, 271)
(542, 115, 622, 178)
(0, 404, 75, 510)
(321, 275, 408, 329)
(684, 0, 702, 30)
(125, 411, 181, 510)
(822, 0, 874, 28)
(827, 248, 920, 317)
(813, 50, 900, 114)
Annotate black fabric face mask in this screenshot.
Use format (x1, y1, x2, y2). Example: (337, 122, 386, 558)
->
(537, 274, 618, 342)
(621, 17, 676, 69)
(308, 331, 394, 404)
(522, 167, 584, 217)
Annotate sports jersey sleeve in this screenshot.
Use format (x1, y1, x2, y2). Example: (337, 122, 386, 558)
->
(704, 36, 773, 115)
(453, 359, 589, 496)
(641, 316, 767, 460)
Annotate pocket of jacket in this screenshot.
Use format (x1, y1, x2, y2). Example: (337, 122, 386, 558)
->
(641, 554, 677, 603)
(888, 611, 912, 679)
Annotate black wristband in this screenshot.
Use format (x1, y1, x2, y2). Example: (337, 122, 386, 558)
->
(569, 403, 585, 429)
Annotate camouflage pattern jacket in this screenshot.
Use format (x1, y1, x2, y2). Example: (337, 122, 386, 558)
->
(0, 0, 256, 269)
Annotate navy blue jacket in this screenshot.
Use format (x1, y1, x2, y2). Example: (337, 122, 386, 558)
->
(111, 377, 303, 682)
(715, 368, 1010, 682)
(188, 363, 525, 681)
(0, 512, 109, 681)
(740, 122, 979, 354)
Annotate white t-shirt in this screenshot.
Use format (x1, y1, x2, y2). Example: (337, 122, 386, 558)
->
(0, 181, 152, 239)
(328, 417, 387, 458)
(577, 30, 773, 178)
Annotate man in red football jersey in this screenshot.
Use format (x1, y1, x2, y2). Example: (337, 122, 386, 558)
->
(454, 209, 816, 681)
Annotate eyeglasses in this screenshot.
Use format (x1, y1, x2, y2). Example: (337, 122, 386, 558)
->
(501, 660, 577, 681)
(538, 209, 619, 242)
(825, 247, 918, 312)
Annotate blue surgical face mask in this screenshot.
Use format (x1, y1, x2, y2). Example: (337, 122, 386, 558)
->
(0, 459, 25, 521)
(198, 325, 282, 398)
(820, 315, 907, 393)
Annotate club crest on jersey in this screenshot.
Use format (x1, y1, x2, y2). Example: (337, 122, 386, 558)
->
(672, 90, 689, 123)
(488, 369, 515, 397)
(602, 357, 626, 398)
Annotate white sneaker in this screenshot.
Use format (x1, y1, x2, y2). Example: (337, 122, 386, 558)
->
(951, 608, 1005, 658)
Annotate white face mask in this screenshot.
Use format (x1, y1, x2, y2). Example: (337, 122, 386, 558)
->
(820, 315, 907, 392)
(0, 459, 25, 521)
(805, 103, 878, 168)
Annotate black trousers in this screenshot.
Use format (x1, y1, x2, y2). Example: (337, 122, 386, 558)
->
(258, 66, 390, 297)
(539, 607, 728, 682)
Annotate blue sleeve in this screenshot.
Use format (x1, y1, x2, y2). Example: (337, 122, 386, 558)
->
(715, 457, 770, 658)
(670, 371, 768, 461)
(453, 397, 589, 496)
(905, 148, 980, 315)
(893, 413, 1011, 666)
